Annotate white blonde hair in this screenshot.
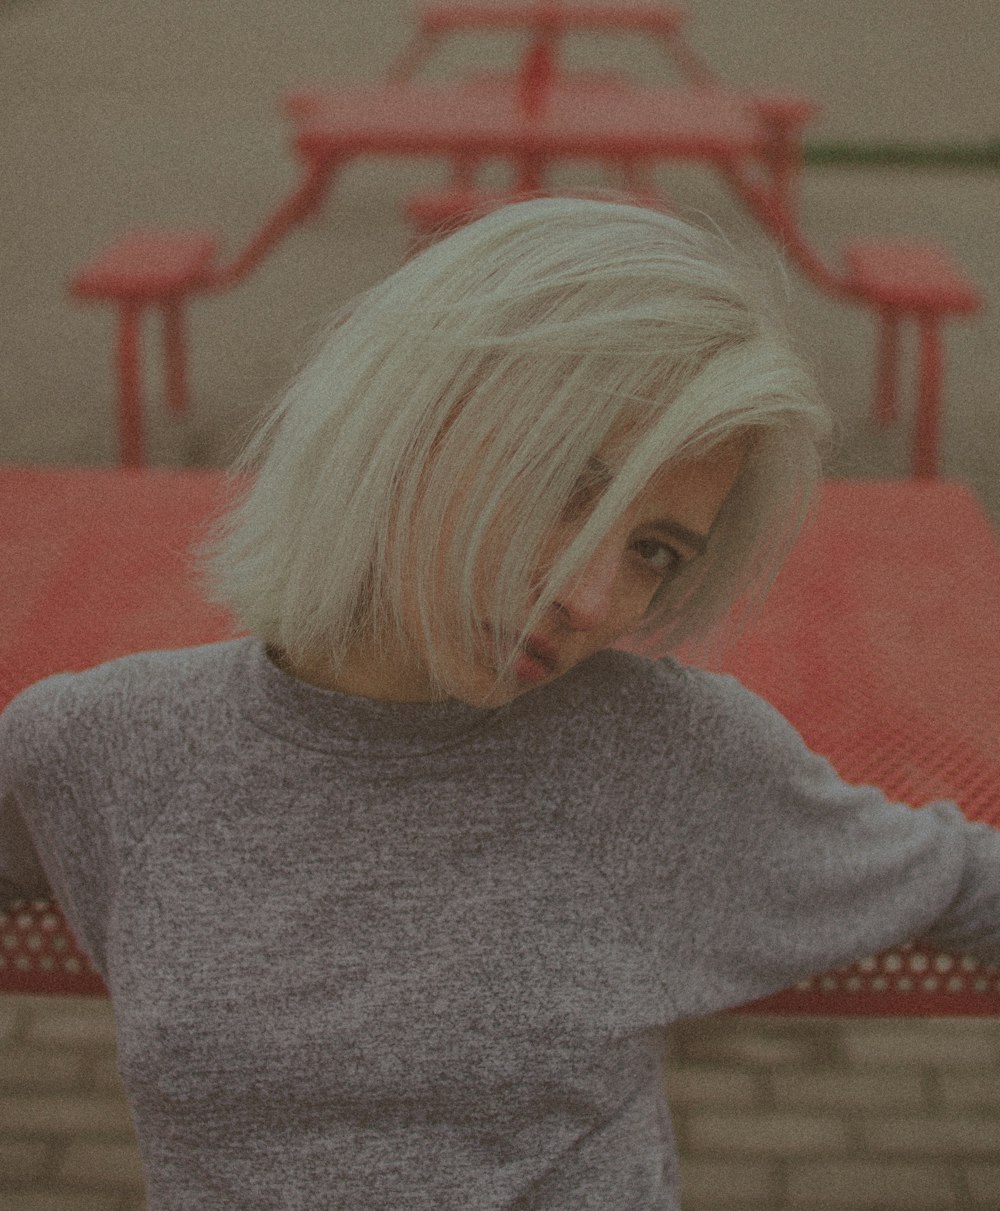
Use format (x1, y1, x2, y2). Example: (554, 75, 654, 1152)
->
(188, 196, 838, 698)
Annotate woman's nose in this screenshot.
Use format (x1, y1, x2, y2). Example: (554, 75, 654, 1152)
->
(552, 542, 626, 633)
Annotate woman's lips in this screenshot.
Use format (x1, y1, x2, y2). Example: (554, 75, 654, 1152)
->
(515, 650, 554, 683)
(524, 633, 560, 669)
(481, 624, 559, 674)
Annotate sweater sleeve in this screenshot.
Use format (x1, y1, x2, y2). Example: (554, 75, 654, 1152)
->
(605, 664, 1000, 1019)
(0, 675, 110, 978)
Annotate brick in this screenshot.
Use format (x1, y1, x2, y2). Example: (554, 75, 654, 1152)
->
(26, 1002, 118, 1049)
(787, 1159, 959, 1207)
(839, 1021, 997, 1068)
(0, 1192, 127, 1211)
(0, 1093, 136, 1136)
(770, 1069, 927, 1111)
(936, 1072, 1000, 1110)
(0, 1138, 50, 1181)
(673, 1027, 821, 1068)
(687, 1111, 850, 1154)
(0, 1047, 86, 1090)
(672, 1016, 838, 1041)
(862, 1116, 1000, 1156)
(965, 1162, 1000, 1202)
(60, 1139, 145, 1190)
(677, 1156, 780, 1205)
(0, 1002, 22, 1041)
(87, 1055, 131, 1096)
(665, 1066, 762, 1108)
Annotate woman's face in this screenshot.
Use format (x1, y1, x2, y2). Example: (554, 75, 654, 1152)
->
(282, 432, 750, 707)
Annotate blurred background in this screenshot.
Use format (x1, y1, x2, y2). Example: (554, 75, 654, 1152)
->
(2, 0, 998, 510)
(2, 1, 998, 1209)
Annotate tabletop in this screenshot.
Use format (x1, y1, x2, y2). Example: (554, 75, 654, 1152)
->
(414, 1, 690, 35)
(291, 81, 772, 161)
(2, 468, 998, 1009)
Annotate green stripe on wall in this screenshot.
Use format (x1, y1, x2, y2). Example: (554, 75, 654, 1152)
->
(803, 141, 1000, 169)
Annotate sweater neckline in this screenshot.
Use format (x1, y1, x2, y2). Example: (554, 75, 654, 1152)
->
(234, 636, 542, 756)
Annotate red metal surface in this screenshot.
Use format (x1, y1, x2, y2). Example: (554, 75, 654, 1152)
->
(1, 470, 998, 1009)
(1, 901, 109, 998)
(733, 945, 1000, 1017)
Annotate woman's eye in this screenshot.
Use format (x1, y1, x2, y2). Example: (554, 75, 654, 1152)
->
(634, 539, 683, 578)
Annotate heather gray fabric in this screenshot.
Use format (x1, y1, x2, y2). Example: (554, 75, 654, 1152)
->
(3, 637, 999, 1210)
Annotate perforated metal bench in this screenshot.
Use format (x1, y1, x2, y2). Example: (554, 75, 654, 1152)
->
(1, 899, 108, 997)
(4, 468, 999, 1010)
(71, 229, 218, 467)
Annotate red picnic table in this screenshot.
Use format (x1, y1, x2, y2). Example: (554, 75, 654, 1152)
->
(388, 1, 722, 95)
(374, 0, 814, 204)
(71, 0, 980, 478)
(286, 78, 814, 213)
(1, 466, 998, 1013)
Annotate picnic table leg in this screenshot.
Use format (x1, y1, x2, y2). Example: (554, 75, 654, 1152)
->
(914, 314, 942, 479)
(518, 30, 556, 120)
(284, 155, 341, 228)
(385, 29, 439, 86)
(618, 160, 664, 208)
(116, 300, 146, 468)
(762, 117, 798, 216)
(162, 299, 189, 417)
(875, 308, 901, 429)
(450, 154, 479, 190)
(207, 156, 341, 289)
(655, 32, 720, 87)
(512, 155, 545, 194)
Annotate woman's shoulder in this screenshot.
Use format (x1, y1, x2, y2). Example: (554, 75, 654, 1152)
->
(577, 648, 798, 766)
(579, 647, 754, 718)
(2, 639, 249, 748)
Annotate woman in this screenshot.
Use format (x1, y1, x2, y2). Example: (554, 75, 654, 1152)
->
(3, 197, 998, 1210)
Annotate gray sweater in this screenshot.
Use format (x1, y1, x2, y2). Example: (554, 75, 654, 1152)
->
(2, 637, 999, 1210)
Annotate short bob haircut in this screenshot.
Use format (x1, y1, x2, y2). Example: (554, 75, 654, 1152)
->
(189, 195, 839, 702)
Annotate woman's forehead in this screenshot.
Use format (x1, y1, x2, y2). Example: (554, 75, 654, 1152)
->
(598, 426, 754, 484)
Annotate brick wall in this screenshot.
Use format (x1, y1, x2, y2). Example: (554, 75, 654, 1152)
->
(2, 996, 998, 1210)
(666, 1015, 1000, 1210)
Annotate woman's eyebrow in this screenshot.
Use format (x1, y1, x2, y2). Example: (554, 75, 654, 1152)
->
(586, 457, 709, 556)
